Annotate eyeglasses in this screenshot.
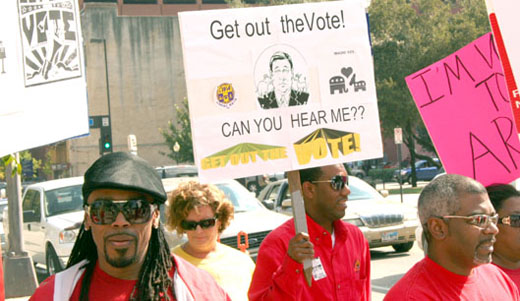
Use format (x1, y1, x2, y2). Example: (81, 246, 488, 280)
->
(85, 199, 156, 225)
(181, 217, 218, 231)
(441, 214, 499, 229)
(498, 215, 520, 228)
(312, 175, 348, 191)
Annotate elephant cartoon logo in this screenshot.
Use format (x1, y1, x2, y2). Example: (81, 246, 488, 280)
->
(328, 67, 366, 95)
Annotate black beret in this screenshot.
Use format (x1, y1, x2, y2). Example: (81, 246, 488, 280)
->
(82, 152, 167, 204)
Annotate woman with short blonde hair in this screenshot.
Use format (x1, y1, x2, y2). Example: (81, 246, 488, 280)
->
(165, 181, 255, 301)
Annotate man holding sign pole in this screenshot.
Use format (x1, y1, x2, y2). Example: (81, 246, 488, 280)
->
(248, 164, 371, 300)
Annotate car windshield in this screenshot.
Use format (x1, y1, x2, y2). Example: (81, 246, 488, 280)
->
(45, 184, 84, 217)
(159, 180, 263, 223)
(414, 161, 425, 168)
(157, 166, 198, 178)
(215, 182, 263, 213)
(348, 177, 383, 201)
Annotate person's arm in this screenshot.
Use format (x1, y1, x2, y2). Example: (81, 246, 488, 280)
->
(363, 238, 372, 301)
(248, 232, 313, 301)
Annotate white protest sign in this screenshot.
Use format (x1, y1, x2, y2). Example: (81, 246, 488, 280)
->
(0, 0, 89, 157)
(179, 0, 383, 182)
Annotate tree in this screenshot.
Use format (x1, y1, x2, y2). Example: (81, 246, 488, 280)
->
(369, 0, 489, 186)
(1, 154, 20, 181)
(160, 98, 194, 164)
(2, 151, 46, 182)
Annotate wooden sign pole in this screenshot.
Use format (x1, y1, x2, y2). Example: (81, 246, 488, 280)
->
(287, 170, 312, 287)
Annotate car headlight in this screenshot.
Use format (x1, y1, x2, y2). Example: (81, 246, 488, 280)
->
(59, 230, 77, 244)
(345, 218, 364, 227)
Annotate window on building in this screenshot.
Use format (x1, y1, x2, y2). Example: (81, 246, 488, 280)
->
(123, 0, 158, 4)
(84, 0, 117, 2)
(163, 0, 197, 4)
(202, 0, 226, 4)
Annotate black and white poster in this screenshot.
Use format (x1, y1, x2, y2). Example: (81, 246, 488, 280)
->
(18, 0, 82, 87)
(0, 0, 88, 157)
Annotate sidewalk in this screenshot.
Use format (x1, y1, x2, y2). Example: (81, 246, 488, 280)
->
(375, 181, 426, 208)
(386, 192, 420, 208)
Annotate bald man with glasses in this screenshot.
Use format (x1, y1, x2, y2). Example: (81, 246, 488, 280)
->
(249, 164, 371, 300)
(385, 174, 519, 300)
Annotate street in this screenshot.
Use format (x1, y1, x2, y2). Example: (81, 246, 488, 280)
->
(371, 243, 424, 300)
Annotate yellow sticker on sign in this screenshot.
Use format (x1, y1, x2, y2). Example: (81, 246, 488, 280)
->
(293, 128, 361, 165)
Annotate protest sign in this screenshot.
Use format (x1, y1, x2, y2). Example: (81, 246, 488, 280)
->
(179, 0, 382, 182)
(0, 0, 89, 157)
(406, 33, 520, 186)
(485, 0, 520, 135)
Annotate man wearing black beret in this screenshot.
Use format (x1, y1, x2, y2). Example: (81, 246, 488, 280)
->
(31, 152, 230, 300)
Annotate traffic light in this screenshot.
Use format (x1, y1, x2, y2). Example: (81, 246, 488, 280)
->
(102, 134, 112, 152)
(99, 127, 113, 155)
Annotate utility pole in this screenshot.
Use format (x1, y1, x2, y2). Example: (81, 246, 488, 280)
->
(394, 128, 404, 203)
(4, 153, 38, 297)
(91, 38, 113, 155)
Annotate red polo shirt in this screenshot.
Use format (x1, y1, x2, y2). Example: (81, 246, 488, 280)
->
(248, 215, 371, 300)
(385, 256, 519, 300)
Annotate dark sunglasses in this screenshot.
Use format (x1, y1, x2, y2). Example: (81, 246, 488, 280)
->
(181, 217, 218, 231)
(85, 199, 156, 225)
(312, 175, 348, 191)
(498, 215, 520, 228)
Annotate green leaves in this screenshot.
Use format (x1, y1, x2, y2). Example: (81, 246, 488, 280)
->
(1, 154, 21, 177)
(369, 0, 488, 185)
(369, 0, 488, 151)
(159, 98, 195, 164)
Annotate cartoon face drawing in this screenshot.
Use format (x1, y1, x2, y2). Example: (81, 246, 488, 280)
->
(256, 49, 309, 110)
(271, 57, 293, 95)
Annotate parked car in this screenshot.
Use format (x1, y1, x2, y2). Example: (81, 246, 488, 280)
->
(236, 174, 270, 195)
(257, 176, 419, 252)
(393, 158, 441, 184)
(161, 177, 290, 260)
(344, 162, 367, 179)
(20, 177, 84, 275)
(156, 164, 198, 179)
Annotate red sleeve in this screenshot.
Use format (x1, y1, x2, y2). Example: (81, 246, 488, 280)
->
(248, 232, 305, 301)
(362, 237, 371, 301)
(29, 275, 56, 300)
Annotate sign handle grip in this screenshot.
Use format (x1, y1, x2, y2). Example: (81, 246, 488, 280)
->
(287, 170, 312, 287)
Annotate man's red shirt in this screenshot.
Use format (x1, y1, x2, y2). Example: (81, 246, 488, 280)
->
(30, 255, 230, 300)
(385, 256, 519, 300)
(248, 215, 371, 300)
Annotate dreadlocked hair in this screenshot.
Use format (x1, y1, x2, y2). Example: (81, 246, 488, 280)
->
(65, 224, 174, 301)
(136, 225, 173, 300)
(66, 224, 99, 301)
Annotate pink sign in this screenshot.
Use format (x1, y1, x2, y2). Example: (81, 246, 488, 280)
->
(406, 33, 520, 186)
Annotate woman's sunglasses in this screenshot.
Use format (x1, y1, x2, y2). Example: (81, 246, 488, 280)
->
(181, 217, 218, 231)
(498, 215, 520, 228)
(85, 199, 156, 225)
(312, 175, 348, 191)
